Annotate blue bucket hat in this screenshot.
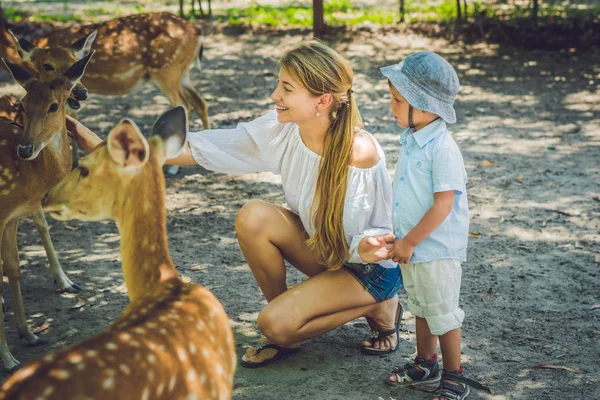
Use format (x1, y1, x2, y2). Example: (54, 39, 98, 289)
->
(380, 52, 460, 124)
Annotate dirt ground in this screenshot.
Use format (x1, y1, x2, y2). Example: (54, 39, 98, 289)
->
(0, 25, 599, 400)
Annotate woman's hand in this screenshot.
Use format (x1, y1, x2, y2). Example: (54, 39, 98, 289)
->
(65, 115, 102, 153)
(389, 238, 415, 265)
(358, 233, 395, 264)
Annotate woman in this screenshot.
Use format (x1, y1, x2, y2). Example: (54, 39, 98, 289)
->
(67, 41, 403, 368)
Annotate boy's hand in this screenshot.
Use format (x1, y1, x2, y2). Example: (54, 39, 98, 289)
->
(390, 238, 415, 264)
(358, 234, 395, 263)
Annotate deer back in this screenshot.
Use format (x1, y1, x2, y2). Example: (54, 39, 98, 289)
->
(41, 13, 203, 95)
(0, 278, 235, 400)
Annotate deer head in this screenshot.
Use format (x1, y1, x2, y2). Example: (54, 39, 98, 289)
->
(9, 29, 97, 102)
(1, 51, 94, 160)
(43, 106, 187, 221)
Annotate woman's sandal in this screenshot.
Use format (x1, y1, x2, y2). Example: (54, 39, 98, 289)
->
(361, 301, 404, 355)
(240, 344, 300, 369)
(432, 371, 492, 399)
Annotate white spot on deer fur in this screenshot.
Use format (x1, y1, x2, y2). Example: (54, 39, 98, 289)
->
(141, 387, 150, 400)
(68, 353, 83, 364)
(147, 354, 156, 363)
(43, 387, 54, 396)
(156, 383, 165, 396)
(158, 48, 164, 54)
(133, 327, 146, 334)
(76, 363, 86, 371)
(119, 333, 131, 342)
(168, 376, 177, 392)
(177, 347, 187, 362)
(200, 374, 206, 384)
(189, 343, 196, 355)
(49, 369, 70, 380)
(106, 342, 118, 350)
(216, 363, 224, 376)
(188, 395, 198, 400)
(159, 316, 167, 322)
(103, 376, 114, 389)
(196, 321, 204, 331)
(202, 348, 209, 358)
(159, 328, 167, 335)
(119, 364, 131, 375)
(146, 321, 157, 328)
(0, 140, 7, 146)
(187, 370, 197, 383)
(85, 350, 98, 357)
(148, 370, 155, 382)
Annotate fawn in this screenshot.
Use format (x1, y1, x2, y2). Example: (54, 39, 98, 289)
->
(0, 107, 235, 399)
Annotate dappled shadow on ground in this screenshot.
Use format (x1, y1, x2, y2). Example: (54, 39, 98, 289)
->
(0, 26, 598, 399)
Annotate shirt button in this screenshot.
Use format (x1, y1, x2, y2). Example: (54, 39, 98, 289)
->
(406, 151, 410, 155)
(400, 176, 405, 181)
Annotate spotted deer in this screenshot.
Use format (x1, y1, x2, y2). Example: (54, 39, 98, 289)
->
(34, 12, 210, 129)
(0, 30, 97, 296)
(0, 53, 94, 371)
(0, 107, 236, 400)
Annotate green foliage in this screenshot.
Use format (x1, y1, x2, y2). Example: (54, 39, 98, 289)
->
(216, 0, 397, 27)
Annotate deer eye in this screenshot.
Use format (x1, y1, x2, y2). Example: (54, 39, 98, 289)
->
(79, 166, 89, 177)
(43, 64, 55, 72)
(48, 103, 59, 113)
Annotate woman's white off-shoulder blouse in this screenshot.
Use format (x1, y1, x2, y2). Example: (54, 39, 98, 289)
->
(187, 111, 396, 268)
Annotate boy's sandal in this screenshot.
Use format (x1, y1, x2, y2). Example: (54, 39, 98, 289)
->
(433, 372, 492, 399)
(240, 344, 300, 369)
(362, 301, 403, 355)
(385, 359, 441, 392)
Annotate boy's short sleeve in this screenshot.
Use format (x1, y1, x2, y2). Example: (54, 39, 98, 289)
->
(432, 148, 467, 195)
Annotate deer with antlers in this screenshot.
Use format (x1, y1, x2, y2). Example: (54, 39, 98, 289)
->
(0, 52, 94, 371)
(0, 107, 235, 399)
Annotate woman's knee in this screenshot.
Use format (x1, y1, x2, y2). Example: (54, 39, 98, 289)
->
(235, 200, 274, 238)
(257, 306, 294, 346)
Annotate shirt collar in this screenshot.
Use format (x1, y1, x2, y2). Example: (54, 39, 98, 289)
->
(413, 118, 446, 148)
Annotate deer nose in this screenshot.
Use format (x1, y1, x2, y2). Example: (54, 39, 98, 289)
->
(72, 87, 88, 101)
(17, 144, 35, 159)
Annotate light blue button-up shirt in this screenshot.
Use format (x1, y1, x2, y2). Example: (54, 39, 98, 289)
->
(392, 118, 469, 263)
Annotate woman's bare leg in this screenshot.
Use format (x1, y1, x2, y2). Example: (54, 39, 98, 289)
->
(244, 268, 385, 364)
(235, 200, 326, 302)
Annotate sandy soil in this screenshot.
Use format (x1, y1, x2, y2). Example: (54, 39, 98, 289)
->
(0, 25, 599, 400)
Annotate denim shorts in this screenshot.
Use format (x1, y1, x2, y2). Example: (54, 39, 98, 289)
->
(342, 262, 403, 302)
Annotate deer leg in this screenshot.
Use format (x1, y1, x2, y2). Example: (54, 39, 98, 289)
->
(2, 220, 46, 348)
(0, 222, 20, 371)
(32, 207, 81, 293)
(182, 82, 210, 129)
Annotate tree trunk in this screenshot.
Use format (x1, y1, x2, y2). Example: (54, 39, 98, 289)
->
(399, 0, 405, 22)
(532, 0, 538, 27)
(313, 0, 325, 37)
(179, 0, 184, 18)
(208, 0, 212, 17)
(462, 0, 468, 19)
(456, 0, 462, 22)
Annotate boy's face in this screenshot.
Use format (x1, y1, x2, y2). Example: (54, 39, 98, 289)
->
(387, 82, 410, 128)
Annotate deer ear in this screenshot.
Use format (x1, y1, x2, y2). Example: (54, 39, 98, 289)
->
(7, 30, 36, 62)
(1, 58, 37, 89)
(107, 119, 150, 168)
(151, 106, 188, 161)
(62, 50, 95, 87)
(70, 30, 97, 59)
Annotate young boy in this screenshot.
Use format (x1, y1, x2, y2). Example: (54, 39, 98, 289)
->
(377, 52, 473, 399)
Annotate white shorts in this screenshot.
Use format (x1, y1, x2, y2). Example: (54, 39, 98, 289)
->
(400, 258, 464, 336)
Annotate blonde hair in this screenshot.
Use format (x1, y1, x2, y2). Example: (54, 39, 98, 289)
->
(280, 41, 362, 271)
